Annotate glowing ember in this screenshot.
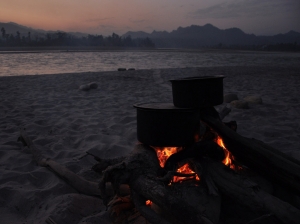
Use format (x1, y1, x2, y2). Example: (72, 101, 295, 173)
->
(215, 136, 235, 169)
(145, 200, 152, 206)
(173, 163, 200, 182)
(154, 147, 200, 182)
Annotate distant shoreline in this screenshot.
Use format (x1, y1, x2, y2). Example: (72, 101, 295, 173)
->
(0, 46, 158, 53)
(0, 46, 288, 54)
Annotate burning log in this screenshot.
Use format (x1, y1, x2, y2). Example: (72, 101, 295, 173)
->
(94, 143, 300, 224)
(97, 144, 221, 224)
(191, 159, 300, 224)
(200, 107, 300, 196)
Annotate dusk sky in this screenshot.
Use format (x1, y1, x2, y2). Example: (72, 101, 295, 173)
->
(1, 0, 299, 36)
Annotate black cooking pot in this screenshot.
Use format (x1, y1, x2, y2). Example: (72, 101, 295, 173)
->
(170, 75, 225, 108)
(134, 103, 200, 147)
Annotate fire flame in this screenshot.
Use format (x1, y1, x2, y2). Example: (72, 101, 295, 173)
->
(215, 136, 235, 169)
(146, 200, 152, 206)
(173, 163, 200, 182)
(155, 147, 181, 168)
(152, 134, 236, 184)
(154, 147, 200, 183)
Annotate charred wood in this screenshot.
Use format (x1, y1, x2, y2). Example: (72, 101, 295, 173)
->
(200, 110, 300, 196)
(163, 140, 224, 172)
(98, 144, 221, 224)
(197, 159, 300, 224)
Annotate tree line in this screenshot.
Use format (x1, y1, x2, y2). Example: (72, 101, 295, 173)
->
(0, 27, 155, 48)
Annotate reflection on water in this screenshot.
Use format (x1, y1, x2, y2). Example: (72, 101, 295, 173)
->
(0, 50, 299, 76)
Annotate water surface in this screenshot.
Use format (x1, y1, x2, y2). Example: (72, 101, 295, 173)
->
(0, 50, 299, 76)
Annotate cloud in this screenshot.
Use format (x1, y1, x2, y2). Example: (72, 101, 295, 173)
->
(190, 0, 298, 19)
(86, 17, 115, 23)
(98, 24, 116, 30)
(129, 19, 146, 24)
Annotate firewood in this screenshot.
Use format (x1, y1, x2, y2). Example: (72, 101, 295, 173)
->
(196, 159, 300, 224)
(131, 175, 219, 224)
(99, 144, 221, 224)
(200, 110, 300, 196)
(131, 190, 171, 224)
(163, 140, 224, 172)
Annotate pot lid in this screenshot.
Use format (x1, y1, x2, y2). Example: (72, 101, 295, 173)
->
(133, 102, 197, 111)
(170, 75, 225, 82)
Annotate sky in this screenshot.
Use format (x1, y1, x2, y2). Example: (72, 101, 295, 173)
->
(0, 0, 299, 36)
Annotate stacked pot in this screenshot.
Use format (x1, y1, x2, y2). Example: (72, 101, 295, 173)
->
(134, 75, 225, 147)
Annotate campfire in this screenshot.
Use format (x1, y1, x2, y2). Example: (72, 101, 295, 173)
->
(18, 75, 300, 224)
(87, 107, 300, 224)
(153, 133, 235, 184)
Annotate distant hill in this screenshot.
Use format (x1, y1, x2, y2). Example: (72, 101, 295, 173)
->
(0, 22, 88, 38)
(0, 22, 45, 37)
(123, 24, 300, 48)
(1, 22, 300, 49)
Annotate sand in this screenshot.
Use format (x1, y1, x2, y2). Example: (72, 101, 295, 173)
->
(0, 65, 300, 223)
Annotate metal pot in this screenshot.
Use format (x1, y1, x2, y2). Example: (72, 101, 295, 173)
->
(134, 103, 200, 147)
(170, 76, 225, 108)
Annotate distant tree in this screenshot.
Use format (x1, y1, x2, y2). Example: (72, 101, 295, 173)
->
(110, 33, 122, 46)
(16, 31, 21, 44)
(1, 27, 6, 39)
(87, 34, 104, 46)
(9, 34, 15, 41)
(123, 35, 135, 47)
(135, 37, 155, 48)
(0, 28, 156, 49)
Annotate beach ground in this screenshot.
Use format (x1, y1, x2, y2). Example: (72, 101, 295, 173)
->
(0, 65, 299, 223)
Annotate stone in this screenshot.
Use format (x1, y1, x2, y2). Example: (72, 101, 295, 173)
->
(79, 82, 98, 91)
(230, 100, 249, 109)
(88, 82, 98, 89)
(79, 84, 90, 91)
(244, 95, 263, 104)
(224, 93, 239, 103)
(118, 68, 126, 71)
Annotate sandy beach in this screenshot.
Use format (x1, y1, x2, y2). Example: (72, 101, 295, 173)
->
(1, 65, 300, 223)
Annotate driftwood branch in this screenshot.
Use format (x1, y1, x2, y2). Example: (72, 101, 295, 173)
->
(18, 128, 102, 197)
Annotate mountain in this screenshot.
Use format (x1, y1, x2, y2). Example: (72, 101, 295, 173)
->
(123, 24, 300, 48)
(0, 22, 88, 38)
(1, 22, 300, 49)
(0, 22, 46, 37)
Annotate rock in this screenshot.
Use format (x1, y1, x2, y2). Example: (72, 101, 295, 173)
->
(118, 68, 126, 71)
(244, 95, 263, 104)
(79, 84, 90, 91)
(79, 82, 98, 91)
(224, 93, 239, 103)
(128, 68, 135, 71)
(230, 100, 249, 109)
(88, 82, 98, 89)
